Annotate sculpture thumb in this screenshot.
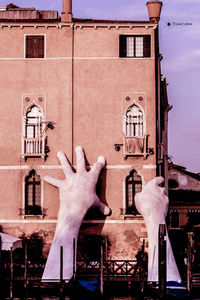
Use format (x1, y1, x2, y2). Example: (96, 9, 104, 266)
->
(94, 196, 111, 216)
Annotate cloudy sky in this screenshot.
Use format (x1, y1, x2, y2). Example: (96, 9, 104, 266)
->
(1, 0, 199, 173)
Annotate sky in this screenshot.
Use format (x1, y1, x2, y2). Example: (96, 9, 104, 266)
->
(1, 0, 199, 173)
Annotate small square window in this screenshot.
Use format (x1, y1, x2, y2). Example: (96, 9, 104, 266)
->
(25, 35, 45, 58)
(119, 35, 151, 58)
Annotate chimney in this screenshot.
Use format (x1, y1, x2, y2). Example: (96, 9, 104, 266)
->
(146, 1, 163, 23)
(61, 0, 72, 22)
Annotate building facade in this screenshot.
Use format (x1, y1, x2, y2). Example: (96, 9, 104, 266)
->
(0, 0, 169, 260)
(168, 164, 200, 230)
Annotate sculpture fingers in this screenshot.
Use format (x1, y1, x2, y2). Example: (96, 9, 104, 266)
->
(94, 196, 111, 216)
(75, 146, 86, 173)
(44, 175, 62, 188)
(97, 156, 106, 167)
(153, 176, 164, 186)
(90, 156, 105, 181)
(57, 151, 74, 178)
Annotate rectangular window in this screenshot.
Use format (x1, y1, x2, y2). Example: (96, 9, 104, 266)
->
(119, 35, 151, 58)
(170, 210, 180, 229)
(187, 210, 200, 227)
(25, 35, 45, 58)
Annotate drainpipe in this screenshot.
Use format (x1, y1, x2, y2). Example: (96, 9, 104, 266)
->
(61, 0, 72, 22)
(146, 1, 163, 177)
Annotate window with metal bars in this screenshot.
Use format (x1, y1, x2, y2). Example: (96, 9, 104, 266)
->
(25, 35, 44, 58)
(124, 105, 143, 137)
(126, 170, 142, 214)
(25, 169, 42, 215)
(119, 35, 151, 58)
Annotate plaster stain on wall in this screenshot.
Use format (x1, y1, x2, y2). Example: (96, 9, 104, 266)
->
(178, 174, 188, 185)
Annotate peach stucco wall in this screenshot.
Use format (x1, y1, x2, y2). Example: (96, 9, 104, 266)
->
(0, 21, 158, 258)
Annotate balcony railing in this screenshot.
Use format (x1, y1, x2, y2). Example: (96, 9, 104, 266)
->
(123, 135, 149, 158)
(22, 137, 46, 160)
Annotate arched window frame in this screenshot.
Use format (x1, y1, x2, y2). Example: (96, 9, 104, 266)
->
(21, 169, 44, 217)
(22, 103, 46, 159)
(123, 102, 145, 137)
(123, 102, 148, 156)
(124, 169, 142, 215)
(25, 105, 43, 139)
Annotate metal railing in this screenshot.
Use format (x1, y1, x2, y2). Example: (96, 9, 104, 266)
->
(76, 259, 139, 279)
(22, 137, 46, 158)
(123, 135, 149, 157)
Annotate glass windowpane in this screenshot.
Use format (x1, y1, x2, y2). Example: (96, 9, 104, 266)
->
(135, 37, 143, 57)
(126, 37, 134, 57)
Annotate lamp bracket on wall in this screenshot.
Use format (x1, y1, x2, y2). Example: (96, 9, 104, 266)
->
(114, 144, 123, 151)
(43, 121, 55, 132)
(148, 147, 154, 155)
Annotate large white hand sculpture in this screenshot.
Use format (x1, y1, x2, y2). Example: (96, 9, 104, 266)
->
(135, 177, 181, 283)
(42, 146, 110, 282)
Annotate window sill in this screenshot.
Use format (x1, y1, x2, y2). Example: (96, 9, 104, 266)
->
(123, 152, 149, 159)
(21, 154, 46, 161)
(21, 214, 45, 220)
(122, 214, 143, 221)
(19, 208, 47, 219)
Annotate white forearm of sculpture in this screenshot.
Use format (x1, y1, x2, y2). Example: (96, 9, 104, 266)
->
(42, 147, 110, 282)
(135, 177, 181, 283)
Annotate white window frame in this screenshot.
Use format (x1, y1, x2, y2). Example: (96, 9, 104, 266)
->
(22, 103, 46, 159)
(123, 104, 144, 137)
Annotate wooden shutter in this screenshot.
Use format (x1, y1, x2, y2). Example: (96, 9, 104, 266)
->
(119, 35, 127, 57)
(26, 35, 44, 58)
(38, 36, 44, 58)
(143, 35, 151, 57)
(26, 36, 33, 58)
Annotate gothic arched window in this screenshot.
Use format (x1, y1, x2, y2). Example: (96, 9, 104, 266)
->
(124, 105, 143, 137)
(26, 105, 43, 139)
(23, 105, 45, 157)
(25, 169, 41, 215)
(126, 170, 142, 214)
